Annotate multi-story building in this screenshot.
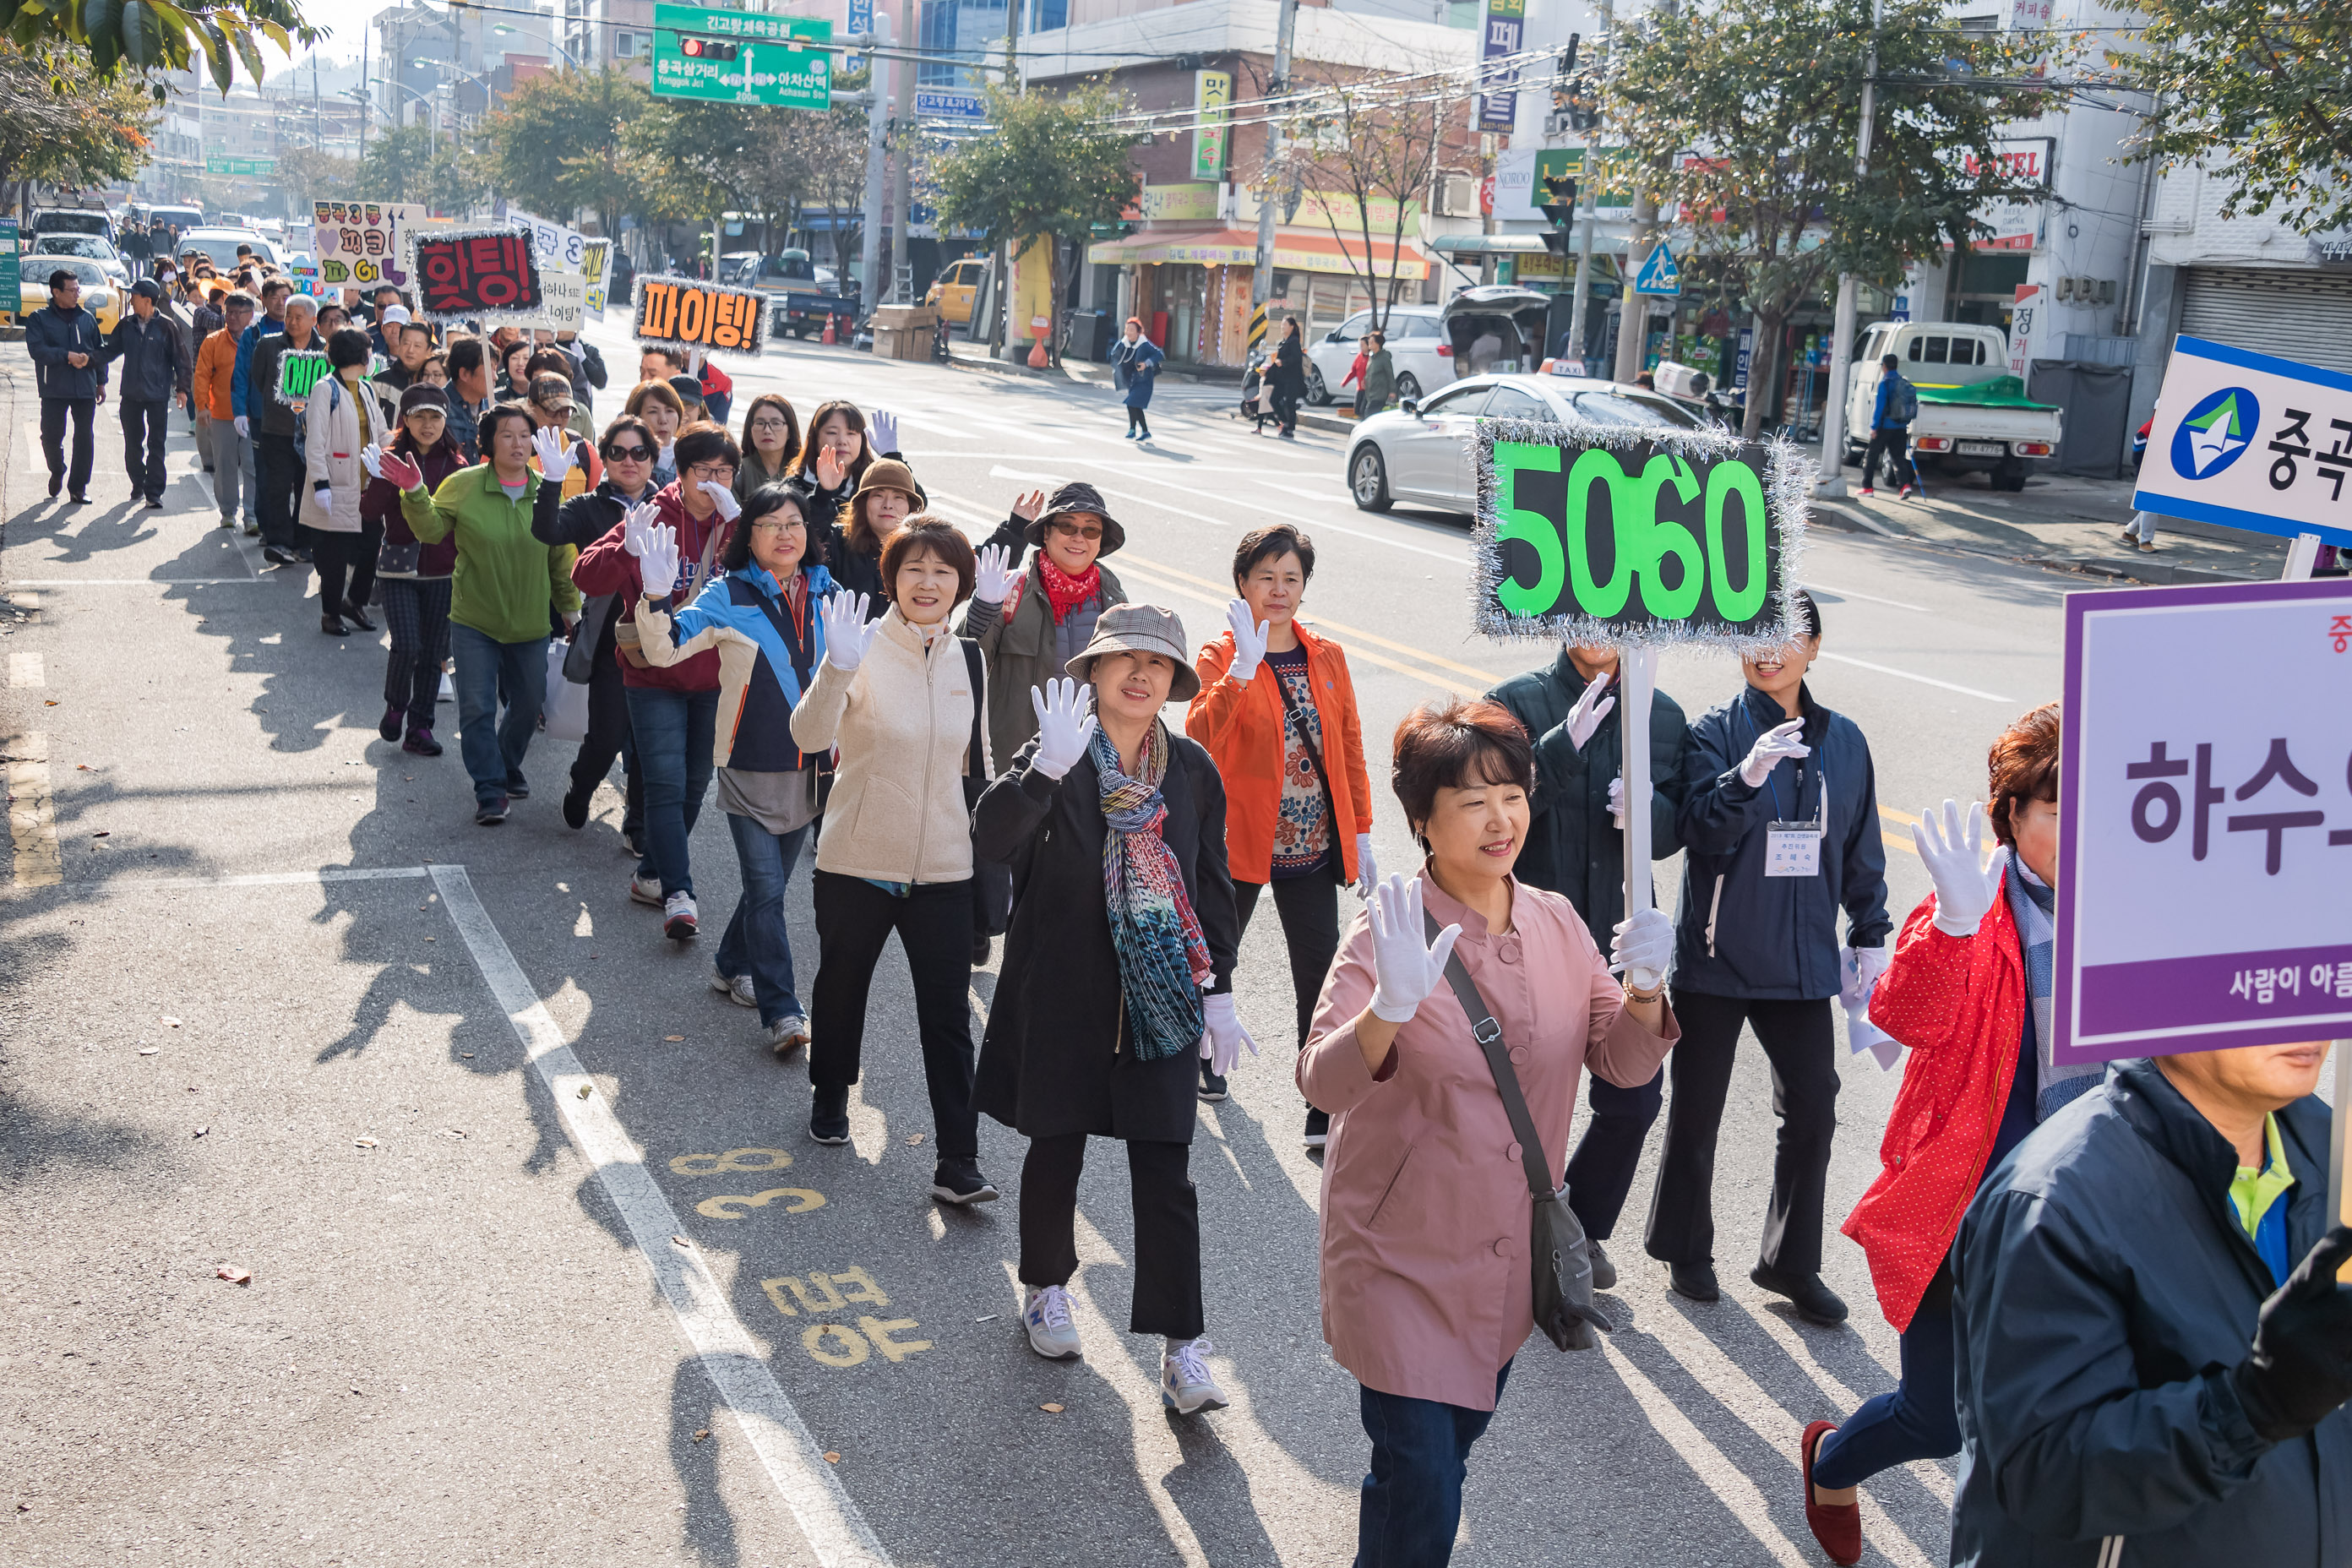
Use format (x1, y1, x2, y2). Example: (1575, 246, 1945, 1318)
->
(374, 1, 561, 136)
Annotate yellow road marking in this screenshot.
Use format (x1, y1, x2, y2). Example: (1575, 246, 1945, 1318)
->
(8, 732, 62, 888)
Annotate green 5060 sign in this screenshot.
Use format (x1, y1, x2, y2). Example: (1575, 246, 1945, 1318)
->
(1478, 435, 1792, 641)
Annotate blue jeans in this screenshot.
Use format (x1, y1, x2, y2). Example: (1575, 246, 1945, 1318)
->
(719, 811, 810, 1026)
(1354, 1362, 1511, 1567)
(1811, 1259, 1960, 1489)
(623, 683, 718, 897)
(449, 622, 547, 808)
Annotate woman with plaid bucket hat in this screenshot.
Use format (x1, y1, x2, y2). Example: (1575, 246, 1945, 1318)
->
(972, 604, 1254, 1415)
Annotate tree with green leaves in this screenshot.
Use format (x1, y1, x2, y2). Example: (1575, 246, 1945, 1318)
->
(1606, 0, 2065, 435)
(930, 79, 1141, 365)
(355, 122, 482, 215)
(0, 0, 317, 99)
(476, 68, 651, 239)
(2116, 0, 2352, 234)
(769, 67, 870, 287)
(0, 40, 156, 214)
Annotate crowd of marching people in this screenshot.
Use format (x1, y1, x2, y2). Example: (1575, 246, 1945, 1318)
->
(29, 256, 2352, 1568)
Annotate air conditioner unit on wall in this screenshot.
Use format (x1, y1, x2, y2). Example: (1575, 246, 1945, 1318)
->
(1435, 174, 1478, 219)
(2055, 276, 2075, 300)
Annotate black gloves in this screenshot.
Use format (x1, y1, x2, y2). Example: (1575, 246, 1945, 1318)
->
(2232, 1226, 2352, 1441)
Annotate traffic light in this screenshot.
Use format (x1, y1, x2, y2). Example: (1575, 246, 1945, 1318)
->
(680, 34, 739, 60)
(1538, 173, 1578, 255)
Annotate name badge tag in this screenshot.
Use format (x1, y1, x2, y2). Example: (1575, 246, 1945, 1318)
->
(1765, 821, 1822, 878)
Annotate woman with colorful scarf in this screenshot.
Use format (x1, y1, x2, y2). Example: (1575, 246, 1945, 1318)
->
(1799, 703, 2085, 1566)
(972, 607, 1251, 1417)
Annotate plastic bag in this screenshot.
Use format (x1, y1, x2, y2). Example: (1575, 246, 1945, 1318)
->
(542, 639, 590, 743)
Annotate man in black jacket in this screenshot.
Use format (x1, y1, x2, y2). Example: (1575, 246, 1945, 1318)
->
(100, 278, 193, 509)
(25, 268, 108, 503)
(1952, 1046, 2352, 1565)
(247, 297, 322, 564)
(1486, 644, 1688, 1281)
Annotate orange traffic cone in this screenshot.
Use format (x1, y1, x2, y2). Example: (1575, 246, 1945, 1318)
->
(821, 316, 837, 346)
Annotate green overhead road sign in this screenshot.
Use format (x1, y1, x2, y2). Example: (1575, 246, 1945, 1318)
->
(651, 3, 831, 110)
(207, 156, 278, 176)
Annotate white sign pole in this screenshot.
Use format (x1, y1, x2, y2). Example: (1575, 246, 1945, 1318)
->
(2284, 531, 2322, 581)
(1620, 645, 1658, 983)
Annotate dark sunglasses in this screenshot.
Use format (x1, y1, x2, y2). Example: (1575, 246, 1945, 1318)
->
(604, 443, 655, 462)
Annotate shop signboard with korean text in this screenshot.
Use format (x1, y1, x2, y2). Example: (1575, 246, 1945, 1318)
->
(2054, 579, 2352, 1064)
(1477, 0, 1524, 132)
(633, 275, 766, 357)
(2132, 336, 2352, 549)
(410, 228, 543, 322)
(311, 201, 426, 290)
(651, 3, 830, 110)
(1190, 70, 1231, 182)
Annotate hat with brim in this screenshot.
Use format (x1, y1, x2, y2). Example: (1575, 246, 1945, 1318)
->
(1023, 479, 1124, 557)
(1064, 603, 1198, 703)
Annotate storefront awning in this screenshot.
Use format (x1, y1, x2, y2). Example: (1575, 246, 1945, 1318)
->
(1431, 232, 1555, 254)
(1086, 227, 1428, 281)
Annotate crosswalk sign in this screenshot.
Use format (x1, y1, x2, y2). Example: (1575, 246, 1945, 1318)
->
(1633, 242, 1681, 297)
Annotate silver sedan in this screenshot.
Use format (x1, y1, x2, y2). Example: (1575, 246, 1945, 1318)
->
(1344, 373, 1708, 515)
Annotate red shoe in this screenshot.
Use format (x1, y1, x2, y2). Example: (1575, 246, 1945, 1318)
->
(1857, 487, 1876, 497)
(1801, 1419, 1862, 1565)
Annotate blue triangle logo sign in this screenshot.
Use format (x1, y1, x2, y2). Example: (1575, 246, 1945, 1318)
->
(1634, 243, 1681, 296)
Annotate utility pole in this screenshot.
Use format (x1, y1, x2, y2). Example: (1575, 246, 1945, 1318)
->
(987, 0, 1021, 356)
(858, 8, 892, 317)
(887, 0, 915, 305)
(1814, 0, 1881, 496)
(1250, 0, 1300, 317)
(1612, 0, 1672, 384)
(1563, 14, 1605, 369)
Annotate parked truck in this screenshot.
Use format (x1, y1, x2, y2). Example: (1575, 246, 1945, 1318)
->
(718, 248, 859, 340)
(1842, 320, 2063, 491)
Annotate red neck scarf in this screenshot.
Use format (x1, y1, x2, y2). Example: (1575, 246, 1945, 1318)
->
(1036, 554, 1102, 625)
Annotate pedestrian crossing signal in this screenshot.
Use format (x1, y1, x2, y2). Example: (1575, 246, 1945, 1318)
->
(680, 34, 739, 59)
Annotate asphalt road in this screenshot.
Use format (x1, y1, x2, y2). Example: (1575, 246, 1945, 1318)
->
(2, 318, 2095, 1568)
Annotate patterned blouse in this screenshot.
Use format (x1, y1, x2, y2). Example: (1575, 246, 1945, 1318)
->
(1267, 644, 1331, 879)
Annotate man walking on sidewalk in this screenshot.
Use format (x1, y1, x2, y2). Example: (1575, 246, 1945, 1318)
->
(1859, 353, 1919, 499)
(25, 268, 108, 504)
(101, 278, 193, 509)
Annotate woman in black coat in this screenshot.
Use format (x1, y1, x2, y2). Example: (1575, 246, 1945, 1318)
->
(1270, 318, 1307, 440)
(972, 606, 1251, 1417)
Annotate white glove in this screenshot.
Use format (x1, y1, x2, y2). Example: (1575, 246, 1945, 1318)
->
(1608, 776, 1627, 827)
(313, 486, 333, 515)
(1224, 598, 1270, 687)
(1200, 990, 1258, 1077)
(233, 415, 248, 439)
(1738, 718, 1811, 788)
(820, 591, 876, 672)
(1842, 944, 1889, 1004)
(1029, 677, 1097, 780)
(359, 444, 384, 481)
(531, 426, 574, 482)
(1563, 670, 1615, 752)
(868, 408, 898, 455)
(1914, 798, 2004, 939)
(973, 542, 1015, 605)
(636, 522, 681, 600)
(697, 480, 741, 523)
(1353, 832, 1378, 899)
(1609, 905, 1674, 990)
(619, 499, 662, 558)
(1367, 874, 1463, 1025)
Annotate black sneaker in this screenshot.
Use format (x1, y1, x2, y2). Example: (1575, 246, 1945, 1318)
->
(262, 544, 296, 566)
(809, 1084, 851, 1145)
(929, 1157, 999, 1206)
(504, 778, 530, 799)
(143, 494, 165, 509)
(1588, 1239, 1618, 1292)
(475, 796, 509, 826)
(378, 705, 403, 743)
(1304, 1107, 1330, 1149)
(561, 786, 591, 830)
(1750, 1265, 1848, 1326)
(47, 472, 62, 498)
(1199, 1060, 1228, 1102)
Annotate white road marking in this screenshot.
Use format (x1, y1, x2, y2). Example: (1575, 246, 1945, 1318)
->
(1796, 580, 1931, 612)
(429, 864, 892, 1568)
(8, 652, 42, 688)
(1600, 1335, 1813, 1568)
(1812, 651, 2016, 704)
(6, 731, 62, 889)
(985, 463, 1469, 567)
(70, 865, 433, 890)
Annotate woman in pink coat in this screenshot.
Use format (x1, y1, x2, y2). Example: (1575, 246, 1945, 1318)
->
(1300, 695, 1680, 1567)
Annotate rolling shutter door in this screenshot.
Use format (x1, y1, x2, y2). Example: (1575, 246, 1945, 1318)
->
(2180, 268, 2352, 375)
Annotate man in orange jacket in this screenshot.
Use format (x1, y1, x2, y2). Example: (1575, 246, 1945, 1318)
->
(193, 289, 255, 530)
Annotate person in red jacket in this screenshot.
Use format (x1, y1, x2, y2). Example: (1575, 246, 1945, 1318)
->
(1798, 702, 2088, 1565)
(571, 422, 743, 941)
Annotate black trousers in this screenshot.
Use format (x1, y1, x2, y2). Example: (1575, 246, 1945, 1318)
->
(1125, 403, 1152, 435)
(380, 576, 451, 732)
(312, 522, 382, 615)
(808, 869, 978, 1159)
(1863, 428, 1915, 489)
(256, 432, 303, 549)
(1564, 1068, 1663, 1241)
(119, 397, 169, 499)
(1018, 1132, 1202, 1339)
(568, 652, 643, 838)
(40, 396, 95, 495)
(1644, 989, 1838, 1275)
(1235, 873, 1342, 1051)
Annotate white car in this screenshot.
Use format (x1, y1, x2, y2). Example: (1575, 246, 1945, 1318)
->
(1304, 306, 1449, 406)
(1305, 284, 1560, 409)
(1343, 372, 1711, 515)
(30, 231, 127, 282)
(174, 227, 281, 271)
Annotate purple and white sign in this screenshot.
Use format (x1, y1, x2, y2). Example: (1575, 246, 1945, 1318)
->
(2055, 578, 2352, 1063)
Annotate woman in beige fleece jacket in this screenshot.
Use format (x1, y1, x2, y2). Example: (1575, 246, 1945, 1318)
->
(788, 517, 998, 1206)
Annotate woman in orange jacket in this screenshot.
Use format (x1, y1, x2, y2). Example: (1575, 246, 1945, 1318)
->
(1186, 524, 1375, 1147)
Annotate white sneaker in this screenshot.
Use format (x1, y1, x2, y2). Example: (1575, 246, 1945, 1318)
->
(1160, 1337, 1228, 1414)
(711, 967, 758, 1008)
(767, 1015, 810, 1059)
(664, 890, 699, 940)
(1023, 1286, 1081, 1360)
(629, 872, 664, 907)
(437, 671, 455, 703)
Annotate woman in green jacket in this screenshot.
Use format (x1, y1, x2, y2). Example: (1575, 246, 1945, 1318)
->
(1356, 330, 1395, 418)
(368, 403, 582, 825)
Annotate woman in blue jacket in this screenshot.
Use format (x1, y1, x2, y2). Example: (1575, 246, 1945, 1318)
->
(1644, 591, 1890, 1325)
(1109, 317, 1164, 443)
(629, 481, 836, 1059)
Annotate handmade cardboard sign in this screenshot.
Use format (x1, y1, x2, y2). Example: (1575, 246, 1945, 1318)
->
(482, 270, 589, 333)
(274, 348, 332, 408)
(633, 275, 766, 357)
(310, 200, 424, 289)
(411, 227, 542, 322)
(1474, 418, 1808, 651)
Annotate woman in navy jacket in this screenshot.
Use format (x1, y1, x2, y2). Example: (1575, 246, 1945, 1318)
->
(1644, 591, 1890, 1324)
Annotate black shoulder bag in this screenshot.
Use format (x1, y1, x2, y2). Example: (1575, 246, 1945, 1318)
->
(961, 639, 1015, 936)
(1425, 909, 1613, 1352)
